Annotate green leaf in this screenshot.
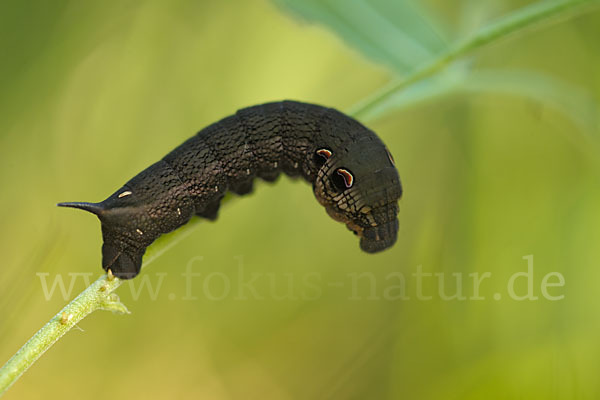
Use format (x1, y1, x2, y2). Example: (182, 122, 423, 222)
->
(277, 0, 600, 134)
(344, 0, 600, 131)
(356, 66, 600, 138)
(463, 70, 599, 135)
(353, 63, 467, 120)
(275, 0, 448, 73)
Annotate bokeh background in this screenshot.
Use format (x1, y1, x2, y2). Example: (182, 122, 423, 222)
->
(1, 0, 599, 399)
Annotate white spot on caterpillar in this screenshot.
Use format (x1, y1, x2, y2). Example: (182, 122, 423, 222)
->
(273, 162, 278, 168)
(246, 168, 251, 175)
(214, 186, 219, 192)
(136, 229, 144, 235)
(177, 208, 181, 216)
(294, 162, 298, 168)
(118, 191, 132, 198)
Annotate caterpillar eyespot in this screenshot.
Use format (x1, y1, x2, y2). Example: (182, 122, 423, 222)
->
(58, 100, 402, 279)
(335, 168, 354, 189)
(314, 148, 332, 168)
(316, 148, 332, 159)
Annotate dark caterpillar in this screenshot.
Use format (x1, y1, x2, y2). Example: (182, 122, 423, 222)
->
(59, 101, 402, 279)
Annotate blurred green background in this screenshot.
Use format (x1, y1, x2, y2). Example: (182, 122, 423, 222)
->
(1, 0, 599, 399)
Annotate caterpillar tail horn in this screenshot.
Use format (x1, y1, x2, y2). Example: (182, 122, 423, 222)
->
(57, 202, 105, 216)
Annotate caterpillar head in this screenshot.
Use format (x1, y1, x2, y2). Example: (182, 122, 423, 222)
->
(58, 191, 153, 279)
(312, 138, 402, 253)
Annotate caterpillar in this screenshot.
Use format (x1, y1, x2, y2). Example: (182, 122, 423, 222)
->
(59, 101, 402, 279)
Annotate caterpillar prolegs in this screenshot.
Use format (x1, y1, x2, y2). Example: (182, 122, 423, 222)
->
(59, 101, 403, 279)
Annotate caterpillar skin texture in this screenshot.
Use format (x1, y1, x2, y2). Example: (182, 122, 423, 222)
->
(59, 101, 402, 279)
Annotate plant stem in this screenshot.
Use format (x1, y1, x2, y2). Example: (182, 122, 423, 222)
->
(349, 0, 600, 119)
(0, 274, 124, 396)
(0, 218, 202, 396)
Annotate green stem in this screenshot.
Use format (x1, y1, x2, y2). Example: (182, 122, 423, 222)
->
(0, 218, 202, 396)
(0, 274, 124, 397)
(349, 0, 600, 119)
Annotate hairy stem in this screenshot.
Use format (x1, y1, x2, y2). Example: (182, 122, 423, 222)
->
(0, 220, 201, 396)
(0, 274, 124, 396)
